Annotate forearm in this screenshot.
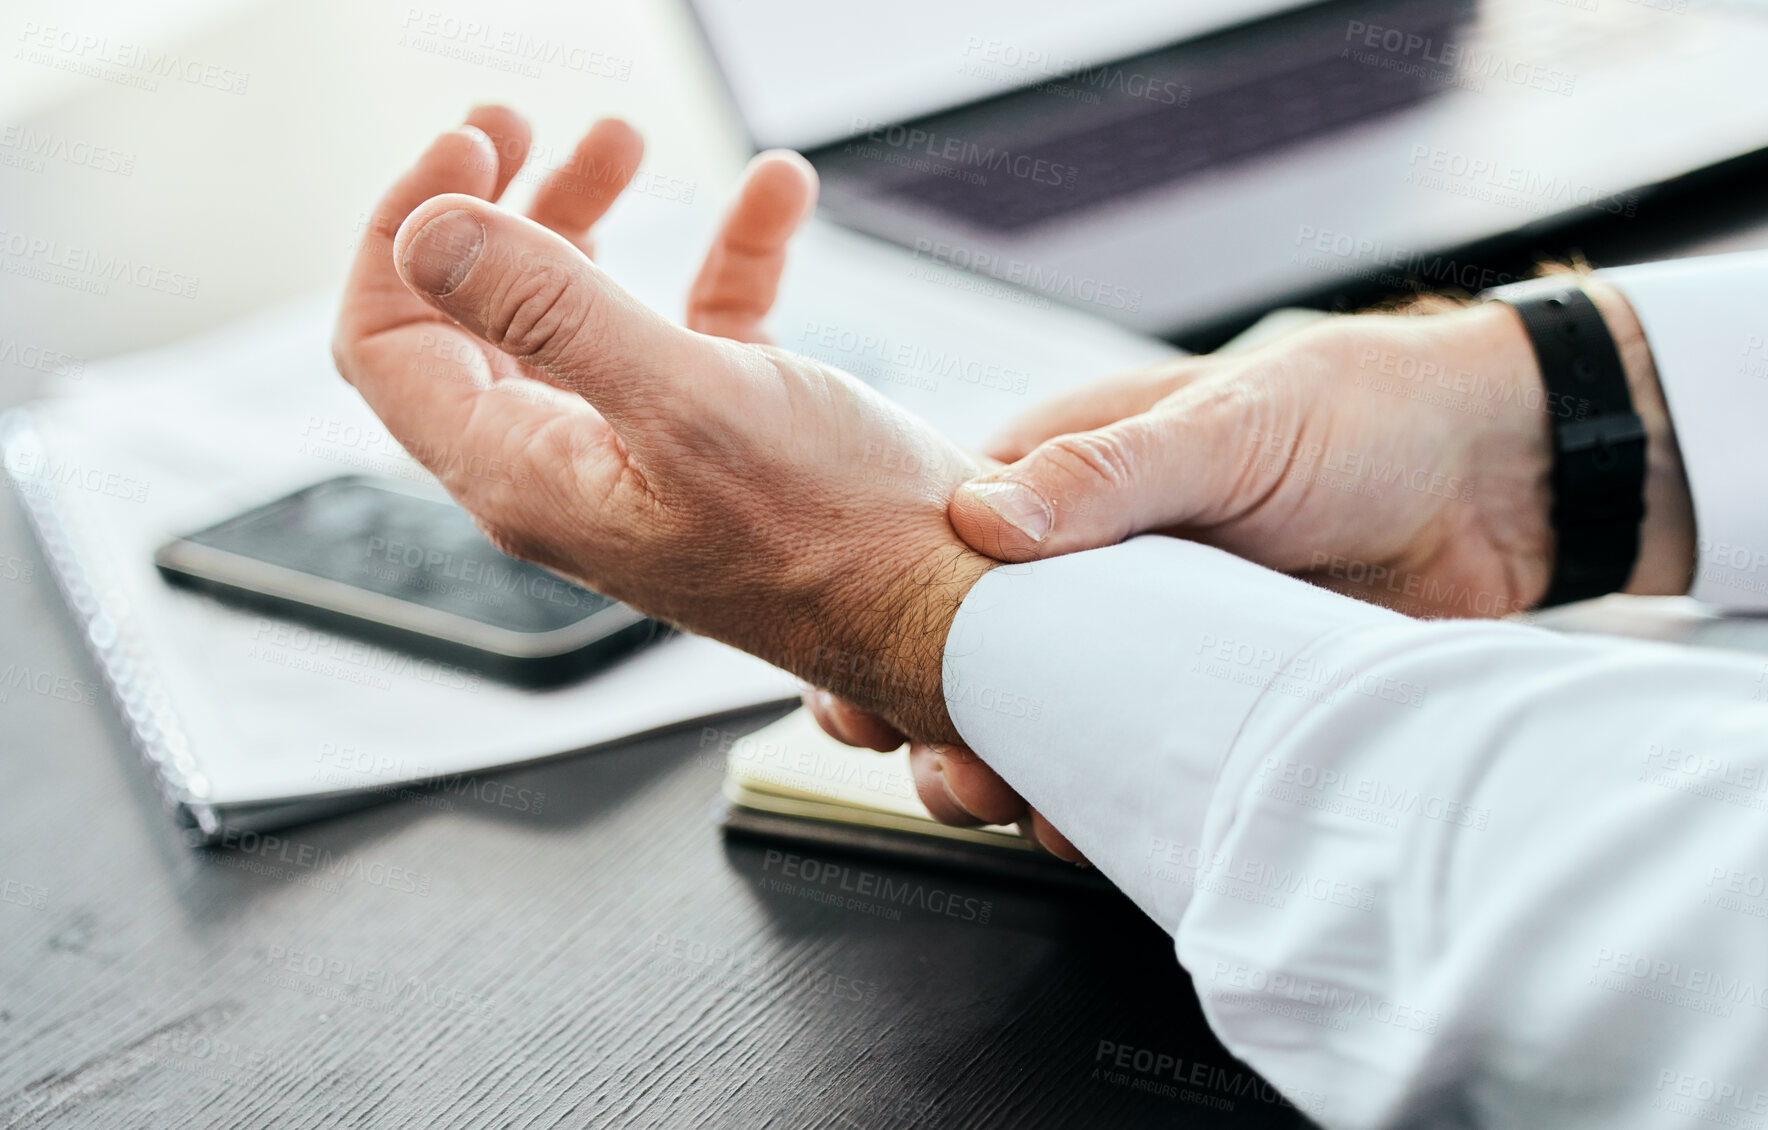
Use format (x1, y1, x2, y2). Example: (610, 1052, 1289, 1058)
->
(1198, 606, 1768, 1128)
(1470, 275, 1696, 602)
(944, 537, 1768, 1127)
(806, 542, 993, 746)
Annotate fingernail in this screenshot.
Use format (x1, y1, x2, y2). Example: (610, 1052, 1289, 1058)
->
(961, 481, 1053, 543)
(404, 209, 483, 297)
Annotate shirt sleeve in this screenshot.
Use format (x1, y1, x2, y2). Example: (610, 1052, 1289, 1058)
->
(945, 537, 1768, 1129)
(1596, 251, 1768, 609)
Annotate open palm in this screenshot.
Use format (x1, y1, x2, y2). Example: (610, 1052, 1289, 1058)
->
(334, 105, 818, 515)
(332, 106, 995, 747)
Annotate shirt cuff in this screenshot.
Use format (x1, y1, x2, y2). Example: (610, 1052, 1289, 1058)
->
(1597, 252, 1768, 609)
(941, 536, 1398, 932)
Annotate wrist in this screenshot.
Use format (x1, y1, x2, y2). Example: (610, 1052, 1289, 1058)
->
(809, 542, 994, 745)
(1473, 280, 1696, 603)
(1442, 300, 1558, 606)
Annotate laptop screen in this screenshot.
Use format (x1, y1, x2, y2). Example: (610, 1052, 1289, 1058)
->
(690, 0, 1317, 152)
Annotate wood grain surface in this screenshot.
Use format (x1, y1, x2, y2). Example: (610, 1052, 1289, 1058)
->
(0, 487, 1306, 1130)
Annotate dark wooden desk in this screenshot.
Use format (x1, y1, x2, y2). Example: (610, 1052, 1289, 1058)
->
(3, 156, 1766, 1130)
(0, 478, 1304, 1129)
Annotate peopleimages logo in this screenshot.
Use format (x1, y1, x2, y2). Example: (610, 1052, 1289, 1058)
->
(958, 38, 1189, 106)
(262, 944, 492, 1016)
(1342, 20, 1576, 96)
(1591, 946, 1768, 1015)
(1192, 632, 1428, 709)
(910, 238, 1143, 313)
(1741, 334, 1768, 380)
(701, 725, 918, 803)
(0, 125, 135, 176)
(1356, 345, 1590, 421)
(313, 742, 546, 814)
(798, 321, 1032, 396)
(0, 336, 84, 378)
(362, 535, 585, 609)
(1143, 836, 1377, 911)
(204, 828, 434, 896)
(0, 228, 200, 299)
(247, 619, 481, 694)
(1653, 1069, 1768, 1123)
(1291, 224, 1522, 293)
(3, 448, 150, 502)
(396, 8, 633, 81)
(761, 849, 993, 925)
(1207, 960, 1440, 1033)
(1405, 145, 1637, 218)
(0, 664, 98, 706)
(1092, 1040, 1322, 1114)
(1255, 757, 1491, 830)
(847, 117, 1078, 189)
(14, 22, 251, 94)
(1246, 427, 1474, 503)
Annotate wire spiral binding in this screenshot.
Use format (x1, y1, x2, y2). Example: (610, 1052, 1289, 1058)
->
(1, 408, 216, 839)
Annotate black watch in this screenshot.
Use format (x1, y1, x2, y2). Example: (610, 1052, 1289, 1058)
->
(1485, 283, 1646, 608)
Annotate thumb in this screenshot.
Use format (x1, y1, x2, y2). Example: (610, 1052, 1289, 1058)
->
(393, 192, 707, 426)
(948, 406, 1219, 562)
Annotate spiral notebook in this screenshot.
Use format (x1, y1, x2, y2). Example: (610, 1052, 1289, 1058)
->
(0, 302, 802, 842)
(3, 200, 1182, 846)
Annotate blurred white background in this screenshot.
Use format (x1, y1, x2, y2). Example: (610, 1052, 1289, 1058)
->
(0, 0, 748, 387)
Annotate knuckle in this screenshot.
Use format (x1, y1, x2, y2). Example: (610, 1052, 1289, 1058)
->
(486, 257, 586, 363)
(1038, 430, 1137, 492)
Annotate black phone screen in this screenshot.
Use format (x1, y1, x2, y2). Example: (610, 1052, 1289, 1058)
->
(181, 476, 616, 635)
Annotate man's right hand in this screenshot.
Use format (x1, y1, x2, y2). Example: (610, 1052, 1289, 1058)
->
(952, 292, 1692, 616)
(813, 288, 1698, 860)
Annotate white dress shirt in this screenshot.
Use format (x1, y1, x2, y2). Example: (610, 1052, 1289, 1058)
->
(1600, 252, 1768, 609)
(942, 251, 1768, 1128)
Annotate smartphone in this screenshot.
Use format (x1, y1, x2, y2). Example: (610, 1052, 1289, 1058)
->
(154, 475, 662, 686)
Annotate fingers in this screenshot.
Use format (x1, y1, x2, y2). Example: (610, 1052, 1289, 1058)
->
(392, 193, 705, 424)
(800, 696, 1031, 835)
(910, 742, 985, 826)
(910, 743, 1027, 827)
(802, 697, 1032, 839)
(981, 359, 1201, 462)
(526, 118, 644, 256)
(464, 104, 533, 202)
(803, 690, 905, 753)
(1020, 809, 1087, 863)
(904, 745, 1080, 860)
(801, 694, 1032, 831)
(686, 150, 818, 344)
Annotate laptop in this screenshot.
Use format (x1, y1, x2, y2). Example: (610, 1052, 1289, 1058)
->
(686, 0, 1768, 339)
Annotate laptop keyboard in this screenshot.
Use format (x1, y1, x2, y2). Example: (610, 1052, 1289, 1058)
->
(900, 47, 1444, 233)
(888, 38, 1442, 233)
